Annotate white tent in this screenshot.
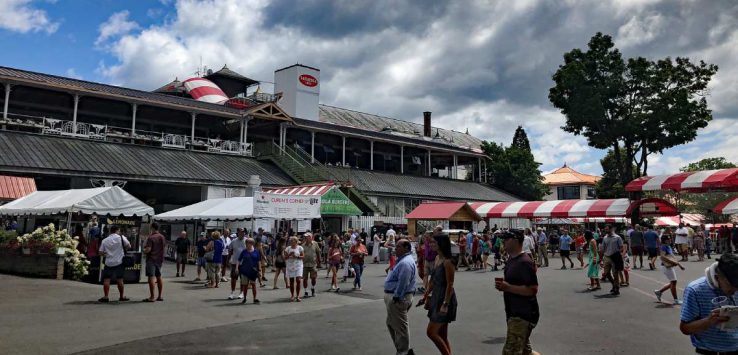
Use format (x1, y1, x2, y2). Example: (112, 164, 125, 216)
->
(0, 186, 154, 217)
(155, 197, 254, 222)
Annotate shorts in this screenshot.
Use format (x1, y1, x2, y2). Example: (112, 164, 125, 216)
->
(206, 263, 221, 282)
(503, 317, 536, 355)
(197, 257, 207, 267)
(692, 238, 704, 250)
(576, 246, 583, 254)
(560, 250, 571, 257)
(176, 253, 188, 263)
(631, 246, 643, 256)
(221, 255, 229, 266)
(677, 244, 689, 254)
(303, 266, 317, 279)
(275, 261, 287, 269)
(660, 265, 677, 281)
(647, 248, 658, 258)
(102, 264, 125, 282)
(230, 264, 240, 279)
(483, 252, 490, 256)
(472, 254, 481, 263)
(145, 262, 162, 277)
(240, 273, 257, 285)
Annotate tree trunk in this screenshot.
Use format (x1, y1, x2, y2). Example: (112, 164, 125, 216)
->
(641, 145, 649, 176)
(613, 142, 624, 186)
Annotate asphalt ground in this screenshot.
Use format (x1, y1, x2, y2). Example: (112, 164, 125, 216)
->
(1, 252, 725, 355)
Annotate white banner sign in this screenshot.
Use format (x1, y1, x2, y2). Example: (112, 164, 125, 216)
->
(253, 192, 321, 219)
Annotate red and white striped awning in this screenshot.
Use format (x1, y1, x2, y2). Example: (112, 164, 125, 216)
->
(183, 77, 229, 104)
(470, 198, 678, 219)
(654, 213, 705, 227)
(626, 168, 738, 193)
(470, 199, 631, 218)
(264, 183, 335, 196)
(570, 217, 628, 224)
(714, 196, 738, 215)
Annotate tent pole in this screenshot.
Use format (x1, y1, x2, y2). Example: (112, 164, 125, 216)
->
(66, 211, 72, 231)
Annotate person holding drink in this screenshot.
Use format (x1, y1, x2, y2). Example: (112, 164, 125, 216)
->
(495, 230, 540, 355)
(680, 253, 738, 354)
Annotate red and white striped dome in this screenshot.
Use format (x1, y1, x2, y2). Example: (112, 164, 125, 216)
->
(182, 77, 228, 104)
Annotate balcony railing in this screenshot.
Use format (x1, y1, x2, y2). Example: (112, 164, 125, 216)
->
(1, 113, 252, 156)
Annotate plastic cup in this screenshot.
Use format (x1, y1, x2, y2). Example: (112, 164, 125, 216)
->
(494, 277, 504, 283)
(712, 296, 729, 309)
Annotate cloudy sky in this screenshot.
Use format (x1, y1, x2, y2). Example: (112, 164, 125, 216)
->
(2, 0, 738, 175)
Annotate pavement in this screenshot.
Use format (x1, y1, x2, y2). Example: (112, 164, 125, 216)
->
(0, 253, 726, 355)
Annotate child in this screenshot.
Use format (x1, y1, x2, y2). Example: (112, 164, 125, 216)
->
(619, 241, 630, 287)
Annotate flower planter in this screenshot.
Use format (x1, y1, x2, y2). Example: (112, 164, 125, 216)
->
(0, 253, 65, 279)
(22, 248, 31, 255)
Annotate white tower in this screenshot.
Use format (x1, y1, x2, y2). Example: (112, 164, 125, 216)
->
(274, 64, 320, 120)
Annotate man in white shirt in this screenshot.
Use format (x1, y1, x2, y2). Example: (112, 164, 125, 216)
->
(227, 228, 247, 300)
(675, 224, 690, 261)
(98, 226, 131, 303)
(220, 229, 233, 282)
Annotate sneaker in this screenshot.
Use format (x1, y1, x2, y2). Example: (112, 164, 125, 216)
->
(228, 292, 236, 300)
(654, 290, 662, 302)
(221, 277, 229, 282)
(238, 292, 244, 299)
(673, 299, 682, 305)
(194, 277, 202, 281)
(176, 273, 180, 277)
(311, 288, 315, 297)
(304, 291, 309, 297)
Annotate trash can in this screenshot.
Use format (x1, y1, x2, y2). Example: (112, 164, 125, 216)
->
(379, 247, 388, 262)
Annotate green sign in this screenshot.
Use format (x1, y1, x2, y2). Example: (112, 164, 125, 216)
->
(321, 188, 362, 216)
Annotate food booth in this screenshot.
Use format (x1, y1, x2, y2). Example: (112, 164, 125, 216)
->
(0, 186, 154, 283)
(405, 202, 482, 236)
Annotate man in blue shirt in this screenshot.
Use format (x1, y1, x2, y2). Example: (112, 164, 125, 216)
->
(384, 239, 417, 355)
(558, 230, 574, 270)
(644, 226, 660, 270)
(680, 254, 738, 354)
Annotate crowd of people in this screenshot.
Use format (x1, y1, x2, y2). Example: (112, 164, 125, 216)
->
(92, 221, 738, 355)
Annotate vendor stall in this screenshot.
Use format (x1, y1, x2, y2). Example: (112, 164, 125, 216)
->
(265, 183, 362, 234)
(405, 202, 482, 236)
(0, 186, 154, 283)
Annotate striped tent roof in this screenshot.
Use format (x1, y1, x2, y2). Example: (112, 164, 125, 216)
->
(626, 168, 738, 192)
(264, 182, 335, 196)
(470, 198, 678, 219)
(714, 196, 738, 215)
(0, 175, 36, 201)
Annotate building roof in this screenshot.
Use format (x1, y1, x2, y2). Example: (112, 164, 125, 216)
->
(543, 164, 601, 186)
(0, 66, 242, 116)
(0, 175, 36, 201)
(204, 65, 259, 87)
(0, 131, 294, 187)
(406, 202, 481, 220)
(325, 167, 519, 202)
(318, 105, 483, 153)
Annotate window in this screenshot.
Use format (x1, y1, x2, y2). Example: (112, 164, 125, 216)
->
(587, 186, 596, 199)
(557, 185, 580, 200)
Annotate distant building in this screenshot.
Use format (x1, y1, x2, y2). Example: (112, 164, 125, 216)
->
(543, 164, 601, 200)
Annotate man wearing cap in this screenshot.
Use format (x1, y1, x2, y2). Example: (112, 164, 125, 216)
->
(680, 254, 738, 354)
(495, 230, 540, 355)
(384, 239, 417, 355)
(536, 228, 548, 267)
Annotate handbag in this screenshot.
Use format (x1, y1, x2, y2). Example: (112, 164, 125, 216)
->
(120, 235, 134, 268)
(204, 250, 215, 262)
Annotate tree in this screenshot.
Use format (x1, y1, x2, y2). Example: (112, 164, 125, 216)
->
(481, 126, 548, 201)
(549, 32, 718, 189)
(595, 150, 626, 199)
(680, 157, 736, 172)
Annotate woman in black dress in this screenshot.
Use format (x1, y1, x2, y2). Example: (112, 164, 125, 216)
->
(418, 234, 457, 355)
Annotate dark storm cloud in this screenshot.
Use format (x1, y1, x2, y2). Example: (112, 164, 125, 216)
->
(262, 0, 450, 38)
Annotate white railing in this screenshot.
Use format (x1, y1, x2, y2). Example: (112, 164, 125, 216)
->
(48, 118, 107, 140)
(207, 139, 252, 155)
(162, 133, 187, 149)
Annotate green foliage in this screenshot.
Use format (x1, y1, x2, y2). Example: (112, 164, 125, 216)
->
(549, 32, 718, 186)
(595, 150, 626, 199)
(481, 126, 549, 201)
(680, 157, 736, 172)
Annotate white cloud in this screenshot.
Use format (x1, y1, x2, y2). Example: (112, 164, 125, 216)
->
(95, 0, 738, 177)
(95, 10, 140, 47)
(0, 0, 58, 34)
(65, 68, 82, 80)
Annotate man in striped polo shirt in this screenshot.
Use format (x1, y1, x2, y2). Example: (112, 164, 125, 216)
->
(680, 254, 738, 354)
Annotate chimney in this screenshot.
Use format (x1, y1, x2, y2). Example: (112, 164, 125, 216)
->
(423, 111, 432, 137)
(274, 64, 320, 120)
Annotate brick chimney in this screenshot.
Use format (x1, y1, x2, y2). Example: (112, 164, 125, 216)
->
(423, 111, 432, 137)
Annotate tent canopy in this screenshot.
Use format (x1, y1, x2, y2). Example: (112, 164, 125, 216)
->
(155, 197, 254, 222)
(0, 186, 154, 217)
(406, 202, 481, 221)
(714, 196, 738, 215)
(264, 182, 362, 216)
(626, 168, 738, 193)
(654, 213, 705, 227)
(470, 198, 678, 219)
(570, 217, 628, 224)
(533, 218, 580, 225)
